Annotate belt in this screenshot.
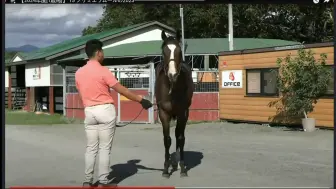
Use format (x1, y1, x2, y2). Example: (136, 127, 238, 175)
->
(87, 103, 113, 108)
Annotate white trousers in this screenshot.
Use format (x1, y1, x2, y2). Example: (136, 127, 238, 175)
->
(83, 103, 116, 184)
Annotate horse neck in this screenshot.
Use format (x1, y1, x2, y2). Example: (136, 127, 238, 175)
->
(171, 72, 187, 92)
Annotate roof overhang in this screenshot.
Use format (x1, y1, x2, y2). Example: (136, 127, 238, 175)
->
(57, 53, 219, 67)
(5, 60, 28, 67)
(9, 53, 25, 63)
(218, 42, 333, 56)
(58, 56, 156, 67)
(46, 21, 176, 61)
(5, 57, 46, 67)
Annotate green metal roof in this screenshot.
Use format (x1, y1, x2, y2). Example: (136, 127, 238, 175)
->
(5, 52, 30, 64)
(17, 52, 29, 58)
(59, 38, 300, 62)
(22, 22, 155, 61)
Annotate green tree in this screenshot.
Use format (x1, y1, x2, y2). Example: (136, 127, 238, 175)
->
(269, 48, 331, 122)
(82, 4, 333, 43)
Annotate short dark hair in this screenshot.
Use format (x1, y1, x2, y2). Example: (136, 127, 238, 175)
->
(85, 39, 103, 58)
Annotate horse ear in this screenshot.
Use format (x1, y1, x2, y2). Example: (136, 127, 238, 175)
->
(176, 30, 182, 42)
(161, 30, 167, 41)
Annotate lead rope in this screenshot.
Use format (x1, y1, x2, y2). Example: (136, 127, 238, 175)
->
(116, 102, 159, 127)
(115, 61, 163, 128)
(116, 108, 144, 127)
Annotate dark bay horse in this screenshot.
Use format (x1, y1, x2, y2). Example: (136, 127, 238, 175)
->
(155, 30, 194, 178)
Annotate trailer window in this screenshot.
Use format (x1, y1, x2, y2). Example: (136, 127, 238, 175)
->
(246, 68, 278, 96)
(246, 70, 260, 93)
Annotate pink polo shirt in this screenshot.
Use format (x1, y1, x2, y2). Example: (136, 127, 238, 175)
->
(75, 60, 119, 108)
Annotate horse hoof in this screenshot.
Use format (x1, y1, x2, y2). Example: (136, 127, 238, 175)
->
(180, 172, 188, 177)
(162, 173, 170, 178)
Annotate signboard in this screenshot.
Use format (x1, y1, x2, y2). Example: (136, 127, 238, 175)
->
(5, 69, 9, 88)
(33, 66, 41, 80)
(25, 62, 51, 87)
(221, 70, 243, 88)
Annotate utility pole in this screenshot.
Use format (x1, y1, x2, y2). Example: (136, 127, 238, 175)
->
(228, 4, 234, 51)
(180, 4, 185, 61)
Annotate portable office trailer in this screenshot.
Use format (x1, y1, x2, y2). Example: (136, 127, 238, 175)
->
(218, 42, 334, 128)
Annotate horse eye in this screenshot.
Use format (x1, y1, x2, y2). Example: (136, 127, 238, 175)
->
(163, 48, 170, 55)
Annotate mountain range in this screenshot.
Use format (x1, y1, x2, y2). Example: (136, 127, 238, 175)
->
(5, 45, 39, 52)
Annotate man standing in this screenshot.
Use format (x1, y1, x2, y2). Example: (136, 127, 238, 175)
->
(75, 39, 153, 187)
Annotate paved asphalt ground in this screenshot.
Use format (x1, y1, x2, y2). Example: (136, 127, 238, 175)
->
(5, 122, 333, 187)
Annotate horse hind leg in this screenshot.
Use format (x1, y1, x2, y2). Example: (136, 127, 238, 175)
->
(160, 110, 172, 178)
(175, 110, 188, 177)
(171, 113, 179, 171)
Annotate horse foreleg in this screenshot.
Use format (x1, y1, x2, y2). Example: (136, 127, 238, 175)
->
(176, 110, 188, 177)
(171, 127, 179, 171)
(160, 110, 172, 178)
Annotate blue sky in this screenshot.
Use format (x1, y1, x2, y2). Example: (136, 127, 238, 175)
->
(5, 4, 103, 48)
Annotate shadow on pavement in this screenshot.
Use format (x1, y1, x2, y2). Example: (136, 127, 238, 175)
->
(93, 151, 203, 185)
(169, 151, 204, 176)
(94, 159, 163, 185)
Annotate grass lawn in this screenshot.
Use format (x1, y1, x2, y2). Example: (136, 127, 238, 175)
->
(5, 110, 82, 125)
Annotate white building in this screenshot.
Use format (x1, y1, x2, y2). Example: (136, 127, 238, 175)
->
(5, 21, 175, 113)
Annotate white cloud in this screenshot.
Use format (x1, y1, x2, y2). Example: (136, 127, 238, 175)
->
(5, 4, 104, 48)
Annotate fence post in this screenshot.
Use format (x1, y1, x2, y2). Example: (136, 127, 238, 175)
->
(148, 62, 155, 124)
(116, 70, 121, 123)
(62, 65, 66, 116)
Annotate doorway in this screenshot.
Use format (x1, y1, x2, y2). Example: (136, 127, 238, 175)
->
(34, 87, 49, 112)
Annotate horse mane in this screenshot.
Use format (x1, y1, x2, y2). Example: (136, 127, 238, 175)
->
(156, 61, 164, 70)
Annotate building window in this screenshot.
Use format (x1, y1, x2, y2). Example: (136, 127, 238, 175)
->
(246, 68, 278, 96)
(52, 74, 63, 86)
(326, 66, 334, 95)
(51, 64, 63, 74)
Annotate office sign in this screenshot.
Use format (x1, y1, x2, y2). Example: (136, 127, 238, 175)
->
(222, 70, 243, 88)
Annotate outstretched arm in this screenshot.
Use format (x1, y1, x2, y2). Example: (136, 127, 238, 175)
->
(102, 68, 143, 103)
(112, 83, 143, 102)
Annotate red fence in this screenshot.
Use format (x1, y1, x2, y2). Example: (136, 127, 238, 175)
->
(153, 92, 219, 122)
(118, 90, 149, 122)
(65, 90, 149, 122)
(189, 92, 219, 121)
(66, 92, 218, 122)
(65, 93, 85, 119)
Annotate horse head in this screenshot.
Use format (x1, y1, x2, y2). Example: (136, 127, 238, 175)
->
(161, 30, 182, 83)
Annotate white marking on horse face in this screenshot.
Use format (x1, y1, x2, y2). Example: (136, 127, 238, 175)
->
(167, 44, 177, 76)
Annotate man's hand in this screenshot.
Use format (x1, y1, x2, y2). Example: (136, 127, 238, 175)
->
(140, 98, 153, 109)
